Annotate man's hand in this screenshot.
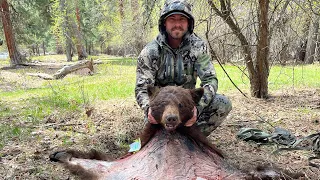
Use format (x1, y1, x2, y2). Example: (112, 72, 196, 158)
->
(185, 106, 197, 127)
(198, 85, 215, 114)
(147, 108, 158, 124)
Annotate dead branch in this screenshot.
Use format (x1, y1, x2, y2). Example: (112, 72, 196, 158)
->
(26, 59, 94, 80)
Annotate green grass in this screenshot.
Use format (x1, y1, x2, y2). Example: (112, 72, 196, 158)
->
(0, 60, 9, 66)
(0, 55, 320, 149)
(0, 56, 138, 149)
(215, 63, 320, 93)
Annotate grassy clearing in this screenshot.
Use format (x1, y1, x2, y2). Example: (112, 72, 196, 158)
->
(0, 56, 138, 149)
(1, 56, 319, 179)
(0, 56, 319, 150)
(216, 63, 320, 93)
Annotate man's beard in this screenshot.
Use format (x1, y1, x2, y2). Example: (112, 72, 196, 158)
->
(167, 27, 188, 39)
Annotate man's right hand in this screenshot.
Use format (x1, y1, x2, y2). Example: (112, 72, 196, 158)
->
(147, 108, 158, 124)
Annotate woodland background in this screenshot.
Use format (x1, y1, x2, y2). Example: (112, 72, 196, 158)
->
(0, 0, 319, 64)
(0, 0, 320, 179)
(1, 0, 320, 97)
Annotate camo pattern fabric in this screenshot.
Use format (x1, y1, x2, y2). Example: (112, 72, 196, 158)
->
(196, 94, 232, 136)
(160, 0, 192, 17)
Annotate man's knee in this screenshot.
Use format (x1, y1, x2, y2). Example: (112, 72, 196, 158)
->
(214, 94, 232, 116)
(196, 94, 232, 136)
(203, 94, 232, 116)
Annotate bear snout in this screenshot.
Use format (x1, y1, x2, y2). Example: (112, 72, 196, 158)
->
(159, 104, 182, 131)
(166, 114, 178, 123)
(163, 114, 180, 131)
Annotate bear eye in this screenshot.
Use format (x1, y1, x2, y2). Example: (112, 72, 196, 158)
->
(178, 103, 183, 108)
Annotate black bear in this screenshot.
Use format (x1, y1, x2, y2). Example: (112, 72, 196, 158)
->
(138, 85, 224, 157)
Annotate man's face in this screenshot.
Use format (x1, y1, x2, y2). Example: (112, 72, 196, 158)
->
(164, 14, 189, 40)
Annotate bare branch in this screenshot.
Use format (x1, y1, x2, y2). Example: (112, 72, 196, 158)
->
(220, 0, 227, 14)
(269, 0, 291, 35)
(307, 0, 320, 16)
(207, 0, 222, 16)
(204, 16, 248, 98)
(143, 0, 157, 29)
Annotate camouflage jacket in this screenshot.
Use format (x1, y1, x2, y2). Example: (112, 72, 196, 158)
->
(135, 32, 218, 111)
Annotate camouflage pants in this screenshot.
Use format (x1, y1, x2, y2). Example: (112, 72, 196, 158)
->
(196, 94, 232, 136)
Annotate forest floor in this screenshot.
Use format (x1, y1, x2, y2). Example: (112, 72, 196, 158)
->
(0, 62, 320, 179)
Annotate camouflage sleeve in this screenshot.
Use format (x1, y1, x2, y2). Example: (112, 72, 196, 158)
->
(135, 43, 158, 111)
(194, 43, 218, 110)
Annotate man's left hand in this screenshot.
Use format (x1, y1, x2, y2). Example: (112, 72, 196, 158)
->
(185, 106, 197, 127)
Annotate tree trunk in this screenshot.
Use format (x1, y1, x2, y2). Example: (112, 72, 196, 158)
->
(255, 0, 270, 98)
(131, 0, 139, 20)
(60, 0, 73, 62)
(142, 0, 156, 29)
(316, 28, 320, 62)
(55, 36, 64, 54)
(75, 0, 81, 31)
(119, 0, 125, 21)
(65, 38, 73, 62)
(207, 0, 259, 98)
(294, 18, 310, 62)
(131, 0, 144, 54)
(0, 0, 25, 66)
(207, 0, 272, 98)
(305, 13, 319, 64)
(100, 42, 104, 54)
(42, 41, 46, 56)
(36, 43, 40, 55)
(91, 41, 94, 55)
(71, 19, 87, 60)
(73, 0, 87, 60)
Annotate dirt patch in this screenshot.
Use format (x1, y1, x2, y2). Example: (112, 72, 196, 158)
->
(0, 70, 47, 91)
(0, 88, 319, 179)
(213, 89, 320, 179)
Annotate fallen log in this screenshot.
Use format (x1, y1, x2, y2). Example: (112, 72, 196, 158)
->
(20, 59, 103, 68)
(26, 59, 94, 80)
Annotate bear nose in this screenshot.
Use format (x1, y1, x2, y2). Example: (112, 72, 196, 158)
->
(166, 115, 178, 123)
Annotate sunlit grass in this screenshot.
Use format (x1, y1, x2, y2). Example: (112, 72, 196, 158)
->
(215, 63, 320, 94)
(0, 59, 9, 66)
(214, 65, 250, 93)
(1, 57, 319, 104)
(30, 54, 78, 62)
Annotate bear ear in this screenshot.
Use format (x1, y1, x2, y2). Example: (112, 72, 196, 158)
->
(147, 85, 160, 98)
(190, 88, 204, 103)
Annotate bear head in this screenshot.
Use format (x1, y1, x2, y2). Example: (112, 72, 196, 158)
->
(147, 85, 204, 132)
